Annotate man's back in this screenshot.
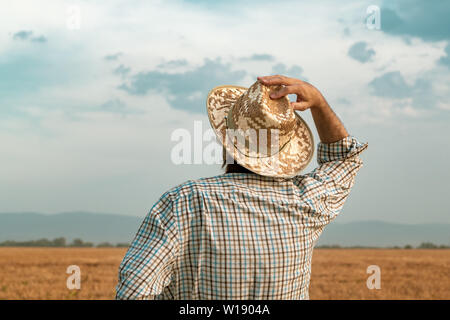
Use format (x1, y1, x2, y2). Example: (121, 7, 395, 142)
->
(156, 173, 321, 300)
(116, 136, 367, 300)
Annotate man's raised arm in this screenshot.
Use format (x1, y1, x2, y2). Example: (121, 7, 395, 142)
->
(257, 74, 348, 143)
(258, 75, 368, 225)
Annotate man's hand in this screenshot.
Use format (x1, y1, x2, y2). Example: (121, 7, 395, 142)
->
(257, 75, 328, 111)
(257, 74, 349, 144)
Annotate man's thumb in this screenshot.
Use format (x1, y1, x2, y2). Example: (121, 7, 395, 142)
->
(290, 101, 309, 111)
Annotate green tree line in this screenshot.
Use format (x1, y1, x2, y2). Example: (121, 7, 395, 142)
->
(317, 242, 450, 249)
(0, 238, 448, 249)
(0, 237, 130, 248)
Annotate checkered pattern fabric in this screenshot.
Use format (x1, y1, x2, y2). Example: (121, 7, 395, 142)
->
(116, 136, 368, 300)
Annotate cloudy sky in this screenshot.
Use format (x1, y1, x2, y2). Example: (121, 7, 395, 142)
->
(1, 0, 449, 224)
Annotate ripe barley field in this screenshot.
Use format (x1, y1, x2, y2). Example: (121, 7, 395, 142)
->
(0, 248, 448, 300)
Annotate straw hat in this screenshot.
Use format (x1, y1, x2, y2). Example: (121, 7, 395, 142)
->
(206, 80, 314, 178)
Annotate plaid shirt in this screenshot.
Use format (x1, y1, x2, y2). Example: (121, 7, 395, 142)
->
(116, 136, 367, 300)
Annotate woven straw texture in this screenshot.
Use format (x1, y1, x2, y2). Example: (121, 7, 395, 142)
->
(207, 81, 314, 177)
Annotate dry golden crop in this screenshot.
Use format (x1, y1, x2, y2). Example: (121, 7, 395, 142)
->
(0, 248, 448, 300)
(309, 249, 450, 299)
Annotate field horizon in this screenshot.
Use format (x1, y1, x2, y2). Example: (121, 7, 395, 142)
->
(0, 248, 448, 300)
(1, 212, 449, 247)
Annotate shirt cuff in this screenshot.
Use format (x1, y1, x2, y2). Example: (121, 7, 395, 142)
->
(317, 135, 368, 165)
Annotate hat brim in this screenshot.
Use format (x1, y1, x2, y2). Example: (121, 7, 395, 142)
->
(206, 85, 314, 178)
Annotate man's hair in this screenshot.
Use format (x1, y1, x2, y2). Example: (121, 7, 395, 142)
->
(222, 147, 253, 174)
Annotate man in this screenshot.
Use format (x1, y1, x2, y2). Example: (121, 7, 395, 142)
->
(116, 74, 367, 300)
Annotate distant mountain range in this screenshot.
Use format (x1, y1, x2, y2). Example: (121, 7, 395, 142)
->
(0, 212, 448, 247)
(318, 220, 450, 247)
(0, 212, 141, 244)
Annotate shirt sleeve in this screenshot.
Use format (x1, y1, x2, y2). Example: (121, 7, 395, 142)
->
(115, 191, 179, 300)
(294, 135, 368, 226)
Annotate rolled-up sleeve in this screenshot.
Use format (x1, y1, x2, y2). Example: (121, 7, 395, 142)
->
(294, 135, 368, 225)
(116, 191, 179, 300)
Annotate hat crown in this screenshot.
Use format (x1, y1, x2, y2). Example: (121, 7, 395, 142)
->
(229, 81, 296, 135)
(226, 81, 297, 157)
(206, 82, 314, 177)
(228, 81, 296, 143)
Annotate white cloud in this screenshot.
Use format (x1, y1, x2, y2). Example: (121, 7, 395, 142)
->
(0, 0, 449, 223)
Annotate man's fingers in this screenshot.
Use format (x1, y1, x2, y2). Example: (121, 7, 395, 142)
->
(290, 101, 309, 111)
(257, 75, 298, 86)
(270, 85, 298, 99)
